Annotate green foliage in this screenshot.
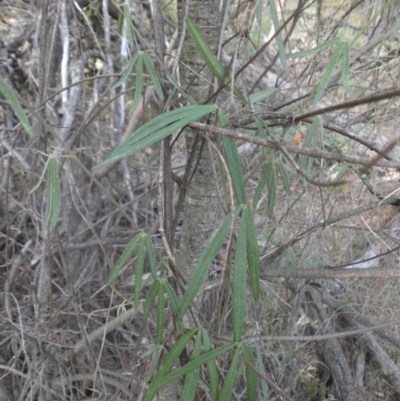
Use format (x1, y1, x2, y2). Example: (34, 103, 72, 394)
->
(0, 76, 33, 137)
(185, 19, 247, 104)
(30, 155, 61, 233)
(93, 104, 217, 169)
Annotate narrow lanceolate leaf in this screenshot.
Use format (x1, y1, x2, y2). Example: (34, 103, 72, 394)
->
(313, 42, 343, 105)
(123, 3, 135, 48)
(106, 235, 141, 285)
(253, 160, 276, 218)
(130, 51, 144, 114)
(156, 281, 165, 344)
(178, 206, 242, 320)
(143, 280, 159, 320)
(244, 207, 260, 301)
(299, 117, 320, 172)
(162, 280, 184, 333)
(242, 345, 257, 401)
(93, 104, 217, 170)
(186, 19, 247, 104)
(181, 331, 202, 401)
(144, 328, 198, 401)
(256, 347, 269, 400)
(133, 234, 146, 307)
(276, 158, 291, 195)
(43, 155, 61, 232)
(233, 212, 248, 342)
(145, 345, 163, 383)
(0, 77, 33, 137)
(143, 52, 164, 100)
(269, 0, 287, 71)
(111, 51, 138, 90)
(145, 235, 157, 279)
(266, 160, 276, 218)
(341, 41, 351, 96)
(217, 346, 241, 401)
(147, 343, 236, 397)
(288, 37, 340, 58)
(202, 329, 218, 400)
(222, 136, 246, 204)
(249, 88, 277, 105)
(218, 110, 245, 203)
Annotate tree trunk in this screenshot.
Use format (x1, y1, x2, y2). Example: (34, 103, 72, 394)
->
(176, 0, 221, 282)
(156, 2, 220, 400)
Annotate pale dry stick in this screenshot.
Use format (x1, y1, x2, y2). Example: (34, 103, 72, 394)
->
(241, 317, 400, 343)
(60, 0, 70, 107)
(63, 307, 138, 361)
(190, 122, 400, 169)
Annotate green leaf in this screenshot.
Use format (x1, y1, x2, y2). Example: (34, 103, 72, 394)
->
(129, 51, 144, 114)
(276, 158, 291, 195)
(43, 155, 61, 232)
(111, 51, 138, 90)
(217, 346, 241, 401)
(266, 161, 276, 218)
(244, 207, 260, 301)
(163, 280, 184, 333)
(249, 88, 277, 105)
(242, 345, 257, 401)
(181, 331, 202, 401)
(144, 328, 198, 401)
(133, 234, 146, 307)
(177, 206, 242, 320)
(0, 76, 33, 137)
(143, 52, 164, 100)
(143, 280, 159, 320)
(254, 116, 267, 139)
(145, 345, 163, 383)
(233, 212, 248, 342)
(253, 160, 276, 218)
(256, 347, 269, 400)
(202, 329, 218, 400)
(341, 41, 351, 96)
(123, 4, 135, 48)
(299, 117, 320, 171)
(269, 0, 287, 71)
(313, 42, 343, 105)
(93, 104, 217, 170)
(288, 37, 340, 58)
(145, 235, 157, 279)
(147, 342, 235, 397)
(106, 235, 141, 285)
(30, 156, 50, 194)
(156, 281, 165, 344)
(185, 19, 247, 104)
(218, 110, 246, 203)
(222, 136, 246, 204)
